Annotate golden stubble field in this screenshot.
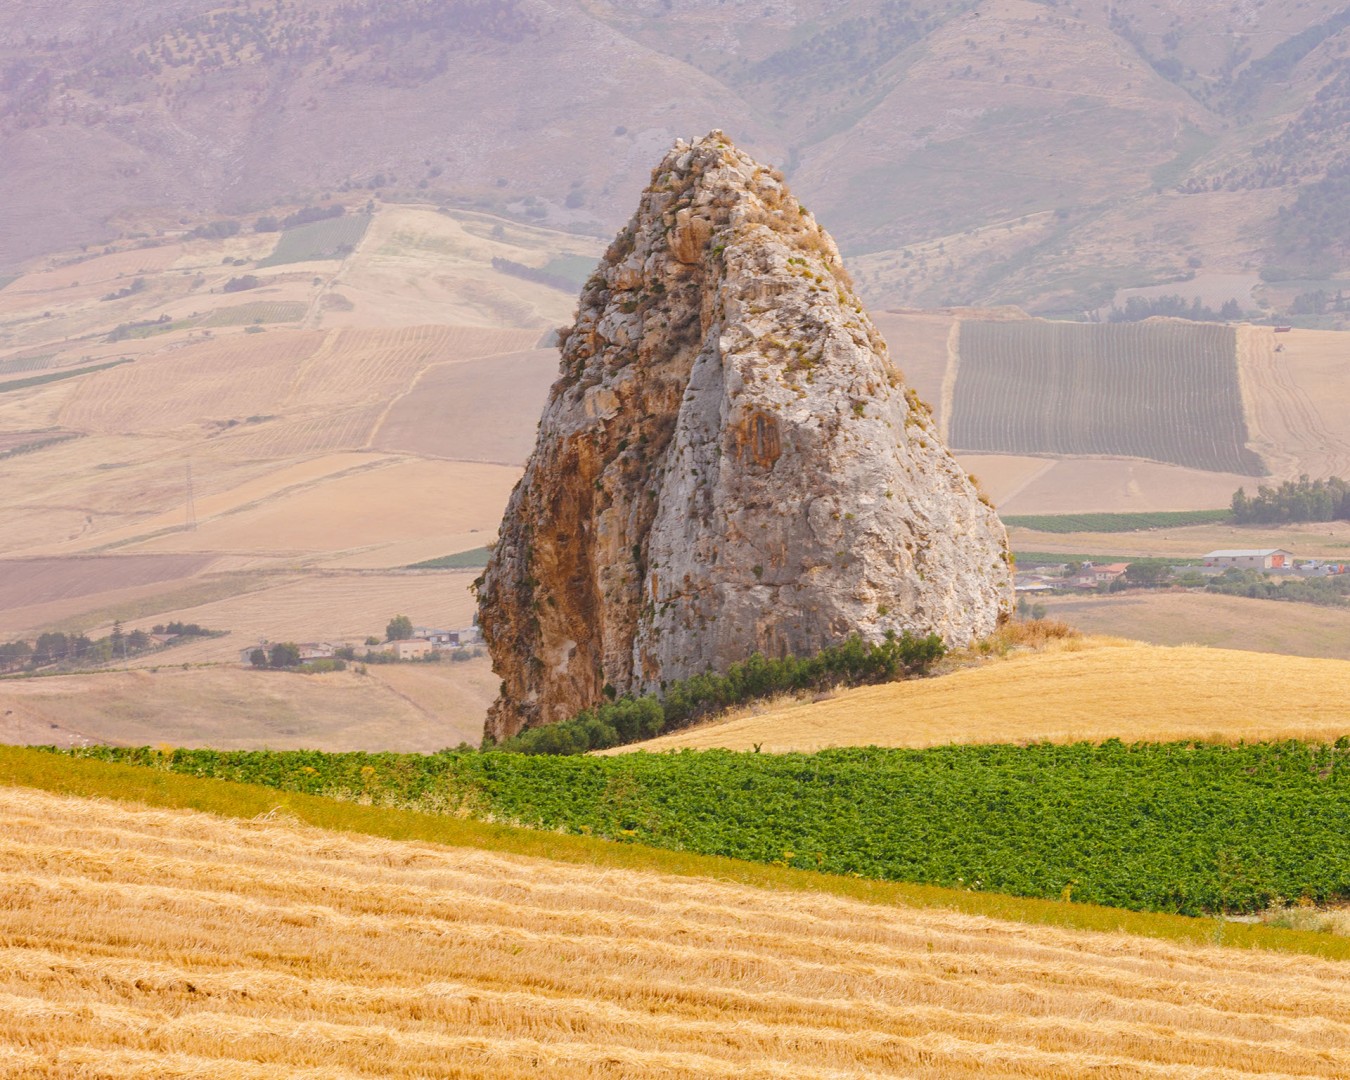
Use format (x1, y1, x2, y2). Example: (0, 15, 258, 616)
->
(617, 639, 1350, 755)
(3, 783, 1349, 1079)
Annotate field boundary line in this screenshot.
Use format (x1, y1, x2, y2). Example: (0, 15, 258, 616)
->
(2, 746, 1346, 961)
(938, 318, 959, 441)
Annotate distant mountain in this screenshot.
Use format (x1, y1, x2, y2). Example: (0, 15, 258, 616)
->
(3, 0, 1349, 315)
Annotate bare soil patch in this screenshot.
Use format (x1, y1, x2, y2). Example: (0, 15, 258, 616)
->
(373, 348, 558, 464)
(0, 555, 215, 615)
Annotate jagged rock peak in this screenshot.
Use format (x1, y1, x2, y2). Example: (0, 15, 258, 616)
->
(478, 131, 1013, 742)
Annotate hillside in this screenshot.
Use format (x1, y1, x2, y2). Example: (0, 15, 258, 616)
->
(4, 0, 1350, 316)
(1, 200, 1349, 752)
(612, 638, 1350, 754)
(3, 778, 1349, 1077)
(0, 203, 603, 745)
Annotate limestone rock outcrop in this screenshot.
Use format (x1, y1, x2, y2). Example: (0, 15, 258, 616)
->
(478, 132, 1013, 742)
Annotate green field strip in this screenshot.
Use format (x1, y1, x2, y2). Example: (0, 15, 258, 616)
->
(1004, 509, 1232, 533)
(405, 546, 492, 569)
(258, 214, 373, 267)
(2, 745, 1345, 960)
(0, 357, 131, 394)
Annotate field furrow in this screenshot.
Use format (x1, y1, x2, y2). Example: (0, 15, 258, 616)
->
(951, 319, 1261, 475)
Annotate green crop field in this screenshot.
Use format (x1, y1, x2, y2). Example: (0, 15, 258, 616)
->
(0, 358, 131, 394)
(58, 739, 1350, 917)
(200, 301, 308, 326)
(405, 546, 491, 569)
(951, 320, 1263, 475)
(258, 213, 372, 267)
(1004, 509, 1232, 533)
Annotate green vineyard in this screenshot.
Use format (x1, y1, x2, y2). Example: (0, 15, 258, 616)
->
(258, 213, 373, 267)
(950, 320, 1264, 475)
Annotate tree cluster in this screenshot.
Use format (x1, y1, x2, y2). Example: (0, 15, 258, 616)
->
(1231, 476, 1350, 524)
(1106, 295, 1242, 323)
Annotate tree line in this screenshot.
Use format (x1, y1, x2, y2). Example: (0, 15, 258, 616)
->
(1231, 476, 1350, 523)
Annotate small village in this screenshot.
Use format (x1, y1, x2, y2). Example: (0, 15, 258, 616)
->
(238, 621, 484, 669)
(1014, 547, 1349, 596)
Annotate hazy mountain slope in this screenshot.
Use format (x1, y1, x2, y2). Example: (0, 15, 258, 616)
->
(3, 0, 1350, 313)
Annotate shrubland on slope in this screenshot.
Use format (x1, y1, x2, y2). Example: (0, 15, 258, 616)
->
(5, 0, 1350, 316)
(479, 134, 1011, 740)
(5, 782, 1350, 1079)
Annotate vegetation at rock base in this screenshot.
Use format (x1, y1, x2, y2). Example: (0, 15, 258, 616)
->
(497, 632, 946, 755)
(54, 737, 1350, 919)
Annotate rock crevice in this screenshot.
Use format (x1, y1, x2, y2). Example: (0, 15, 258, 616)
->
(479, 132, 1012, 742)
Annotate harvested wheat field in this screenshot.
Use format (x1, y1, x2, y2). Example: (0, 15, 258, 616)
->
(1239, 325, 1350, 480)
(2, 783, 1349, 1079)
(618, 640, 1350, 754)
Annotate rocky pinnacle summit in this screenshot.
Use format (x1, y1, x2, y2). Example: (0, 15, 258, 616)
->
(478, 132, 1013, 742)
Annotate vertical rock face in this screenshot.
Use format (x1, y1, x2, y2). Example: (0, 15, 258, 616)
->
(478, 132, 1012, 742)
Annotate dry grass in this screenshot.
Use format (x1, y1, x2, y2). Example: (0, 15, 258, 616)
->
(1040, 590, 1350, 660)
(373, 348, 559, 465)
(868, 310, 954, 416)
(615, 638, 1350, 754)
(1007, 518, 1350, 559)
(1, 781, 1348, 1078)
(0, 661, 491, 752)
(126, 458, 518, 567)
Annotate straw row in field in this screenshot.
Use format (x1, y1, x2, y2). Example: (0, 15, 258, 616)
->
(950, 320, 1263, 474)
(3, 783, 1349, 1079)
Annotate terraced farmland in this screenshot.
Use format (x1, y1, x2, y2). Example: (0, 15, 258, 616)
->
(950, 319, 1263, 475)
(4, 782, 1350, 1079)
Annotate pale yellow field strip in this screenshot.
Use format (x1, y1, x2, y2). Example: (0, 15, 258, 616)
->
(1041, 591, 1350, 661)
(0, 660, 489, 752)
(619, 640, 1350, 754)
(126, 458, 518, 562)
(1007, 518, 1350, 559)
(953, 453, 1056, 506)
(2, 785, 1348, 1079)
(32, 452, 392, 556)
(996, 457, 1252, 515)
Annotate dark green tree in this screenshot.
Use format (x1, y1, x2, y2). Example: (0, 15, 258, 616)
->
(268, 642, 301, 668)
(386, 615, 414, 641)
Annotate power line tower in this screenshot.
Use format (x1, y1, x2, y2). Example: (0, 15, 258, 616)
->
(185, 462, 197, 531)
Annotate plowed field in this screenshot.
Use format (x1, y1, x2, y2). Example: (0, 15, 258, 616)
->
(951, 319, 1261, 474)
(2, 784, 1348, 1079)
